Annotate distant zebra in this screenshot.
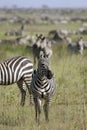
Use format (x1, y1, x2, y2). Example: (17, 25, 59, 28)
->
(76, 37, 84, 55)
(66, 37, 84, 55)
(0, 56, 33, 106)
(30, 52, 56, 124)
(32, 34, 52, 66)
(5, 24, 25, 36)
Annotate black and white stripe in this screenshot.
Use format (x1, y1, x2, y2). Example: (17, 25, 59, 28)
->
(0, 56, 33, 106)
(30, 52, 56, 124)
(32, 34, 52, 66)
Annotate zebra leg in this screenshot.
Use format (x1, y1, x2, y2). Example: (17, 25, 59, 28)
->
(34, 55, 37, 68)
(17, 80, 26, 106)
(34, 98, 38, 122)
(33, 55, 36, 66)
(34, 97, 41, 125)
(25, 82, 34, 105)
(23, 76, 34, 105)
(43, 97, 50, 122)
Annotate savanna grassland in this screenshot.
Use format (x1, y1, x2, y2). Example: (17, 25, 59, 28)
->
(0, 8, 87, 130)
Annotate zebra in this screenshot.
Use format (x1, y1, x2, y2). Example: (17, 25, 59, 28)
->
(66, 37, 84, 55)
(5, 24, 25, 36)
(32, 34, 53, 66)
(76, 37, 84, 55)
(30, 51, 56, 124)
(0, 56, 33, 106)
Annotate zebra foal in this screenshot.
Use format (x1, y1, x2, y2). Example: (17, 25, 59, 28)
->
(0, 56, 33, 106)
(30, 52, 56, 124)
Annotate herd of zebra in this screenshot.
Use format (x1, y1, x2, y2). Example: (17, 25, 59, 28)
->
(1, 26, 86, 57)
(0, 49, 56, 124)
(66, 36, 84, 55)
(30, 34, 85, 66)
(0, 32, 86, 124)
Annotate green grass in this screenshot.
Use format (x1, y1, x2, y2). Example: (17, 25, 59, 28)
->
(0, 18, 87, 129)
(0, 43, 87, 130)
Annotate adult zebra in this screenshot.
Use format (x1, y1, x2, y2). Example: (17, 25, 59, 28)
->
(32, 34, 53, 66)
(0, 56, 33, 106)
(66, 37, 84, 55)
(30, 51, 56, 124)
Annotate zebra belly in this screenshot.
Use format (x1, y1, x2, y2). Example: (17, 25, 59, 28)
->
(0, 81, 14, 85)
(0, 69, 21, 85)
(0, 77, 20, 85)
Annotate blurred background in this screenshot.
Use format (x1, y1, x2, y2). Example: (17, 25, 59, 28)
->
(0, 0, 87, 130)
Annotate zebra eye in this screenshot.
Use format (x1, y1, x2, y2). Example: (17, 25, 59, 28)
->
(41, 63, 45, 67)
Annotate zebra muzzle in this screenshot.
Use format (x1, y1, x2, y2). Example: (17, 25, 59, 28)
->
(47, 70, 53, 79)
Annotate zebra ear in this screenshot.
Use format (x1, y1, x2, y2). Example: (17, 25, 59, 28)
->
(41, 37, 45, 41)
(36, 34, 43, 39)
(36, 34, 38, 38)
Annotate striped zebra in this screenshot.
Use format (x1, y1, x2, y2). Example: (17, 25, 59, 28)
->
(66, 37, 84, 55)
(0, 56, 33, 106)
(30, 51, 56, 124)
(32, 34, 53, 66)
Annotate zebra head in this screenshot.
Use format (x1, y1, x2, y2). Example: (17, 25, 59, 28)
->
(37, 51, 53, 79)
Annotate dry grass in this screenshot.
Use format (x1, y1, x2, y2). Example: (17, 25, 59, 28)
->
(0, 49, 87, 130)
(0, 10, 87, 129)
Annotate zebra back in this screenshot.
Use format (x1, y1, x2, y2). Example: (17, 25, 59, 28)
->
(0, 56, 33, 85)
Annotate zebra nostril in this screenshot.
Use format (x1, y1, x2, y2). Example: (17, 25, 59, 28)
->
(47, 70, 53, 79)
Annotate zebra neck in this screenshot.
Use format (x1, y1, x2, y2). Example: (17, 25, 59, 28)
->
(36, 74, 48, 87)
